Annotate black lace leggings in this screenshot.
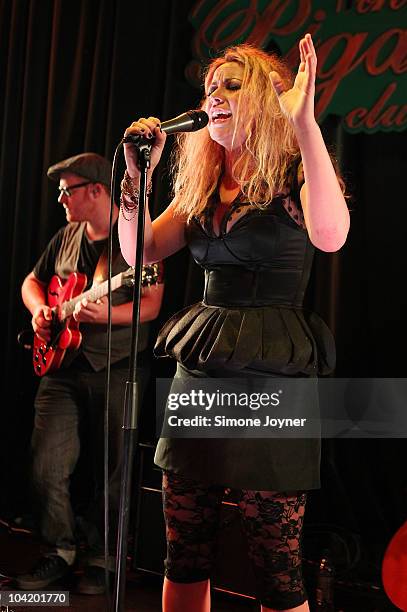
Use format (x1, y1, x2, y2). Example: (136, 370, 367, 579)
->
(162, 470, 308, 610)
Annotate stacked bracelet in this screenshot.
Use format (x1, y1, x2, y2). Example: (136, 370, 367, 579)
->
(120, 170, 152, 220)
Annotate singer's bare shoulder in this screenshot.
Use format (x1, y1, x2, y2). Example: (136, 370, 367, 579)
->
(145, 200, 188, 263)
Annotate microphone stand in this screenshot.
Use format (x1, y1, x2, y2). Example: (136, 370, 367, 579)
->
(112, 140, 151, 612)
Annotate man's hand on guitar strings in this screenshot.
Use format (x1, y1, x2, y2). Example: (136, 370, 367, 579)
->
(32, 304, 53, 342)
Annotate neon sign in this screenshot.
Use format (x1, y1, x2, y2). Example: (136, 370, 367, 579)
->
(187, 0, 407, 133)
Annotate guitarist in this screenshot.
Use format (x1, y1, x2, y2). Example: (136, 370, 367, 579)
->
(19, 152, 164, 594)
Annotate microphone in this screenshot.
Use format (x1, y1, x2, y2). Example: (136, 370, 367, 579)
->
(122, 110, 209, 144)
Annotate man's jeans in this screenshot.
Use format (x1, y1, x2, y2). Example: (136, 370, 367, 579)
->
(31, 357, 149, 566)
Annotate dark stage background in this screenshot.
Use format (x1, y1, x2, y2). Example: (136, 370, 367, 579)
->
(0, 0, 406, 588)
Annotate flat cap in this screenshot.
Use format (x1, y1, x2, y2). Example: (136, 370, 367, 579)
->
(47, 152, 112, 189)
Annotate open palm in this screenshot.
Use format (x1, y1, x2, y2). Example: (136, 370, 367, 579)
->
(269, 33, 317, 129)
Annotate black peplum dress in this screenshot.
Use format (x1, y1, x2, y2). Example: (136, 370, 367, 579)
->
(154, 194, 335, 491)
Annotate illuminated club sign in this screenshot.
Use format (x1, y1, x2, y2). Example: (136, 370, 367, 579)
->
(187, 0, 407, 133)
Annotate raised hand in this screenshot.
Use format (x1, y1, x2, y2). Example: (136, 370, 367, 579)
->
(123, 116, 167, 179)
(269, 33, 317, 130)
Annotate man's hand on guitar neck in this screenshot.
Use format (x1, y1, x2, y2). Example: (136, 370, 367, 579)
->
(32, 304, 53, 342)
(73, 296, 109, 324)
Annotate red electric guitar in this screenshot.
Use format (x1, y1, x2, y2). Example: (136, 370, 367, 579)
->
(382, 521, 407, 611)
(32, 267, 136, 376)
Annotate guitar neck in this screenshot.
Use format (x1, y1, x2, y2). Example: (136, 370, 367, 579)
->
(60, 272, 124, 320)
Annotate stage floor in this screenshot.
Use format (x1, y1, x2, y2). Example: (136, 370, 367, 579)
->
(0, 519, 399, 612)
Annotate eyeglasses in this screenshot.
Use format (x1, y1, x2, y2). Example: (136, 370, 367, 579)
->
(58, 181, 91, 197)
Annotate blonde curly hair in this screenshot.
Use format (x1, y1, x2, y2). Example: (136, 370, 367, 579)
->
(171, 44, 301, 220)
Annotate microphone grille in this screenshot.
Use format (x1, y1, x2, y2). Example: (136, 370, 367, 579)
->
(187, 110, 209, 131)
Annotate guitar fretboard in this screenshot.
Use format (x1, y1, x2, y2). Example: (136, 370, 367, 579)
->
(60, 272, 124, 320)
